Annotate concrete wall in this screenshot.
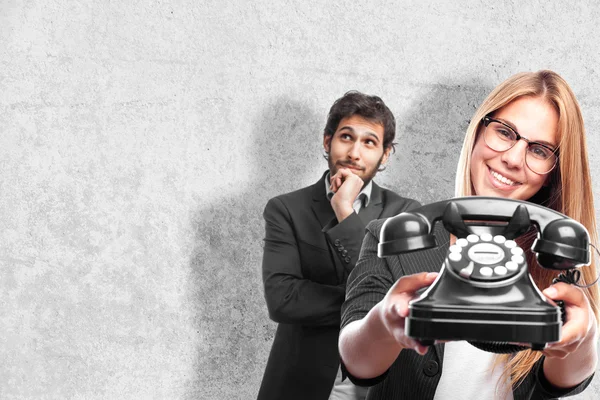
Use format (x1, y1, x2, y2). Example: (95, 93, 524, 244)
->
(1, 1, 599, 398)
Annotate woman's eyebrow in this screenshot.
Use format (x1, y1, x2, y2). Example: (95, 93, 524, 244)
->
(495, 117, 557, 148)
(494, 117, 519, 133)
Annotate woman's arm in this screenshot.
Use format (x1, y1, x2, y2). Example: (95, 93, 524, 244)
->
(339, 272, 438, 379)
(541, 282, 598, 388)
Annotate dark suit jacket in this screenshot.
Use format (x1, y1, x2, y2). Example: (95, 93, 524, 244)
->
(257, 171, 420, 400)
(341, 219, 594, 400)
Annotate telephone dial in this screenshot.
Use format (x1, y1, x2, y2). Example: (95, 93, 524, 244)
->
(378, 197, 591, 352)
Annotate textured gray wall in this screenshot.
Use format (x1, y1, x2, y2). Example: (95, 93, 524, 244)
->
(2, 1, 600, 399)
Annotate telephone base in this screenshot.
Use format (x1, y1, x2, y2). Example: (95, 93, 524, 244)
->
(406, 304, 561, 346)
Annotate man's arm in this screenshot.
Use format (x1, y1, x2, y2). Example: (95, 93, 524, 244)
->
(262, 197, 345, 327)
(326, 169, 420, 276)
(323, 213, 368, 275)
(323, 169, 369, 274)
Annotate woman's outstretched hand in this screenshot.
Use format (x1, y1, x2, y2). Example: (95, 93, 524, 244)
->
(540, 281, 598, 388)
(339, 272, 439, 380)
(379, 272, 439, 355)
(542, 282, 597, 359)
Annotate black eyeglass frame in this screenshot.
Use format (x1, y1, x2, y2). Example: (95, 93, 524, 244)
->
(481, 115, 559, 174)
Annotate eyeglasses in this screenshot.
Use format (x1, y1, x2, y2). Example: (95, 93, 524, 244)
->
(481, 116, 558, 175)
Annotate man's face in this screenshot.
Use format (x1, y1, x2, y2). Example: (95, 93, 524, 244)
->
(323, 115, 390, 186)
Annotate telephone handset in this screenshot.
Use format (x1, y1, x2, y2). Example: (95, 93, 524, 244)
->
(379, 197, 591, 352)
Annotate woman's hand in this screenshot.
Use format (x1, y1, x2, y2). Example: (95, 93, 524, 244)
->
(339, 271, 439, 380)
(542, 282, 597, 358)
(540, 282, 598, 388)
(378, 272, 439, 355)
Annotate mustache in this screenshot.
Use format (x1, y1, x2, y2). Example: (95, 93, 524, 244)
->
(336, 161, 365, 171)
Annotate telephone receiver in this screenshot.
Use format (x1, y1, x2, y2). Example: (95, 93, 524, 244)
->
(379, 196, 591, 352)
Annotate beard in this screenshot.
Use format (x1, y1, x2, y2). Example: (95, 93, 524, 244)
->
(327, 151, 385, 188)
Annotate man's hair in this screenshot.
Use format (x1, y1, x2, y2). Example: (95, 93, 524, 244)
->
(323, 91, 396, 151)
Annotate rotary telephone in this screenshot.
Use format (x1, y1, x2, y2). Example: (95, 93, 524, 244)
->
(378, 197, 591, 352)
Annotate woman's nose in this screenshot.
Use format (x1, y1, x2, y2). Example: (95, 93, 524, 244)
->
(501, 140, 528, 169)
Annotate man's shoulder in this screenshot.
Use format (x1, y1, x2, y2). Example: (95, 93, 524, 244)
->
(269, 183, 314, 203)
(379, 186, 416, 202)
(366, 186, 421, 237)
(379, 186, 418, 206)
(265, 182, 316, 213)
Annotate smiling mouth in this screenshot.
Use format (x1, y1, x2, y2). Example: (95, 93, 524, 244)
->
(489, 167, 521, 187)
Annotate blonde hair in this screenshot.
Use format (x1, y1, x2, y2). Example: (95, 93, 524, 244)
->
(455, 70, 599, 388)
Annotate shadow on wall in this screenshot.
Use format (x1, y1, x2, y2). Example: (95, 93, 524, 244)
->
(184, 79, 495, 399)
(384, 79, 494, 205)
(185, 97, 323, 400)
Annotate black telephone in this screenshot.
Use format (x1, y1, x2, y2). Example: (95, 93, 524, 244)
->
(379, 197, 591, 352)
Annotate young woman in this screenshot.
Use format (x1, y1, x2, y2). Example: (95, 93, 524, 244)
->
(338, 70, 599, 399)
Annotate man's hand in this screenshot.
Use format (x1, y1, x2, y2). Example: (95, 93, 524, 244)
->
(330, 168, 364, 222)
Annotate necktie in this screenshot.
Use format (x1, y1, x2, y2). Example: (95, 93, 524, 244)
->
(354, 194, 366, 214)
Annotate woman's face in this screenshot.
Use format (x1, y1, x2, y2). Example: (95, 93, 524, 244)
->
(470, 96, 559, 201)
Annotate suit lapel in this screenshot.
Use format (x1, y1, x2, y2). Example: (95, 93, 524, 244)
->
(310, 172, 347, 283)
(310, 173, 336, 229)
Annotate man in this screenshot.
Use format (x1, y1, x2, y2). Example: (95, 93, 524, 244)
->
(257, 91, 420, 400)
